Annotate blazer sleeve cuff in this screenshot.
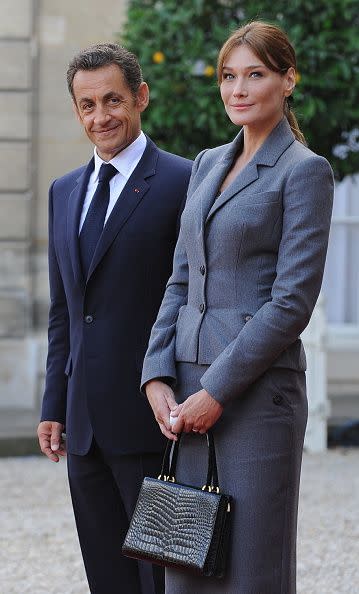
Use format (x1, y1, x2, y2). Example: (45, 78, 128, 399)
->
(200, 372, 232, 407)
(140, 375, 177, 396)
(140, 356, 177, 395)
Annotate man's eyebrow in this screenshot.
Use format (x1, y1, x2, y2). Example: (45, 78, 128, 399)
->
(103, 91, 124, 100)
(78, 92, 124, 103)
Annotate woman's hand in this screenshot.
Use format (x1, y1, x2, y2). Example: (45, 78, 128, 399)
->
(145, 380, 179, 441)
(171, 389, 223, 434)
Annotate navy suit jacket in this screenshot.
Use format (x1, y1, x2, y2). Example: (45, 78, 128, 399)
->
(41, 136, 192, 455)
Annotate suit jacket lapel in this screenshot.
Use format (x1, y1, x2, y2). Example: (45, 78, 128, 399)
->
(86, 136, 158, 280)
(206, 117, 295, 224)
(189, 133, 243, 240)
(67, 158, 94, 290)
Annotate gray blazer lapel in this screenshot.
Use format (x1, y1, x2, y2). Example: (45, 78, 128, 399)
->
(206, 118, 295, 223)
(67, 158, 94, 290)
(206, 162, 259, 223)
(193, 130, 243, 230)
(199, 160, 231, 223)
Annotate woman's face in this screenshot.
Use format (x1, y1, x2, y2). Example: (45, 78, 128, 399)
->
(220, 45, 295, 131)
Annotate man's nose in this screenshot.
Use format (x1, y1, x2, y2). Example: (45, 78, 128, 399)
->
(93, 105, 111, 125)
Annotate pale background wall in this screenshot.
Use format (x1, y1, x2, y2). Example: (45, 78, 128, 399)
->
(0, 0, 357, 447)
(0, 0, 128, 441)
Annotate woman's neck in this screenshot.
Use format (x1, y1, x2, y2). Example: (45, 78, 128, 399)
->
(241, 116, 283, 163)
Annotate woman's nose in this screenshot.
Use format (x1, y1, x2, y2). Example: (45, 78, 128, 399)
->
(232, 78, 248, 97)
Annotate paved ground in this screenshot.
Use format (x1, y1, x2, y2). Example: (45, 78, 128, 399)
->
(0, 448, 358, 594)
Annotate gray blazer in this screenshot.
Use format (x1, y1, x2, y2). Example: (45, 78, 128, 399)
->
(141, 118, 334, 406)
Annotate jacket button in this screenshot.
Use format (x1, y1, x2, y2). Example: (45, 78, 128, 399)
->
(273, 394, 283, 405)
(200, 265, 206, 276)
(84, 315, 94, 324)
(244, 314, 253, 322)
(199, 303, 205, 314)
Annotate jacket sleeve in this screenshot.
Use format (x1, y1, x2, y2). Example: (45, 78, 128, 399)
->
(40, 181, 70, 424)
(200, 154, 334, 405)
(140, 150, 206, 389)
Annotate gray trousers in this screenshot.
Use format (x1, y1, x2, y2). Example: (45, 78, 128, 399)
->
(166, 362, 307, 594)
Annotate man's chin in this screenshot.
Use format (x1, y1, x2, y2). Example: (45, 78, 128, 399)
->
(96, 140, 132, 161)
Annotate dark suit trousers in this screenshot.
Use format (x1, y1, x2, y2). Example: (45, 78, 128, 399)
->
(67, 441, 164, 594)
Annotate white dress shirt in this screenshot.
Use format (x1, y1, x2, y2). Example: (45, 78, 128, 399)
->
(79, 131, 147, 233)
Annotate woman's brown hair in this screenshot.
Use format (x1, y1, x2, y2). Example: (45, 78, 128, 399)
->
(217, 21, 306, 144)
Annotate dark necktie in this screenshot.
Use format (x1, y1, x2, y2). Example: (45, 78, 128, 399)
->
(79, 163, 118, 278)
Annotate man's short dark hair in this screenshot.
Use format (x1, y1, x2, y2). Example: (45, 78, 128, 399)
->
(67, 43, 143, 100)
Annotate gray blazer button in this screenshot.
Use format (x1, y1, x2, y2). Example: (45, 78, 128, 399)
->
(244, 314, 253, 322)
(200, 265, 206, 275)
(84, 315, 94, 324)
(199, 303, 205, 313)
(273, 394, 283, 405)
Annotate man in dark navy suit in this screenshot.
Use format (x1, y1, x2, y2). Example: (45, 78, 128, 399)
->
(37, 43, 191, 594)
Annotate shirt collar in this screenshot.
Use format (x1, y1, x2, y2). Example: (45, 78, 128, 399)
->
(93, 131, 147, 180)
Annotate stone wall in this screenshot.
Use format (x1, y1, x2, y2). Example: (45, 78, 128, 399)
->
(0, 0, 128, 443)
(0, 0, 36, 438)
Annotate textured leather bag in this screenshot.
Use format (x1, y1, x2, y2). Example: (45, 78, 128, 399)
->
(122, 430, 231, 577)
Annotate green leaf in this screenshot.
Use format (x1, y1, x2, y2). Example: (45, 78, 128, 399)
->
(122, 0, 359, 177)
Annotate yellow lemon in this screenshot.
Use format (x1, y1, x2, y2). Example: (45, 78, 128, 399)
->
(204, 65, 215, 77)
(153, 51, 165, 64)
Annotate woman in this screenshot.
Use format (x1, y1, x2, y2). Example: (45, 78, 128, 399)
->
(141, 21, 334, 593)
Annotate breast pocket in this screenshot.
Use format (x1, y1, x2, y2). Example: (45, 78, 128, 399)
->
(228, 194, 282, 263)
(238, 192, 282, 240)
(239, 191, 281, 206)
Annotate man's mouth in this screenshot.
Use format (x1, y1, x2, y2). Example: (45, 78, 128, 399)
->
(93, 124, 119, 134)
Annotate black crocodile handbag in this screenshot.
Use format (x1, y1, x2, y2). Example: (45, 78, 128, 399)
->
(122, 430, 231, 578)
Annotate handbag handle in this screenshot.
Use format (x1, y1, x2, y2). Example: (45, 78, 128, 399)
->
(158, 430, 220, 492)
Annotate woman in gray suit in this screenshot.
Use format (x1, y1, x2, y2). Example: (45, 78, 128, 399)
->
(141, 21, 334, 594)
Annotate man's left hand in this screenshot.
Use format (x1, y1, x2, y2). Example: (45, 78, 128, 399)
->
(170, 389, 223, 434)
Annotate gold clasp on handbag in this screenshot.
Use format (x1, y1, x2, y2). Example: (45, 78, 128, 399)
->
(202, 485, 220, 493)
(158, 474, 175, 482)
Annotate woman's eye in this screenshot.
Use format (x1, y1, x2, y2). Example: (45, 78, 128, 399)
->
(249, 71, 262, 78)
(223, 72, 234, 80)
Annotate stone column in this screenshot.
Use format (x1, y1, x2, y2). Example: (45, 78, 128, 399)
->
(0, 0, 39, 439)
(0, 0, 128, 446)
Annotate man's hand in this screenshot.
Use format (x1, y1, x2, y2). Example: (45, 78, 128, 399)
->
(37, 421, 66, 462)
(170, 389, 223, 434)
(145, 380, 179, 441)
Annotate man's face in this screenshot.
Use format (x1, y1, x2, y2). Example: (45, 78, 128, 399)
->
(72, 63, 149, 161)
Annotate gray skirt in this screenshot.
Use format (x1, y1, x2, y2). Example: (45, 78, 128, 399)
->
(166, 362, 308, 594)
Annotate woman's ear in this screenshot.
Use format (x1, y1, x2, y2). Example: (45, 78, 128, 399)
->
(284, 67, 296, 97)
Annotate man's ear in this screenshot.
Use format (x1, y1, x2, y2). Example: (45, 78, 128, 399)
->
(136, 82, 150, 113)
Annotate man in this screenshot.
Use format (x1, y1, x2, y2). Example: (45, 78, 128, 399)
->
(37, 43, 192, 594)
